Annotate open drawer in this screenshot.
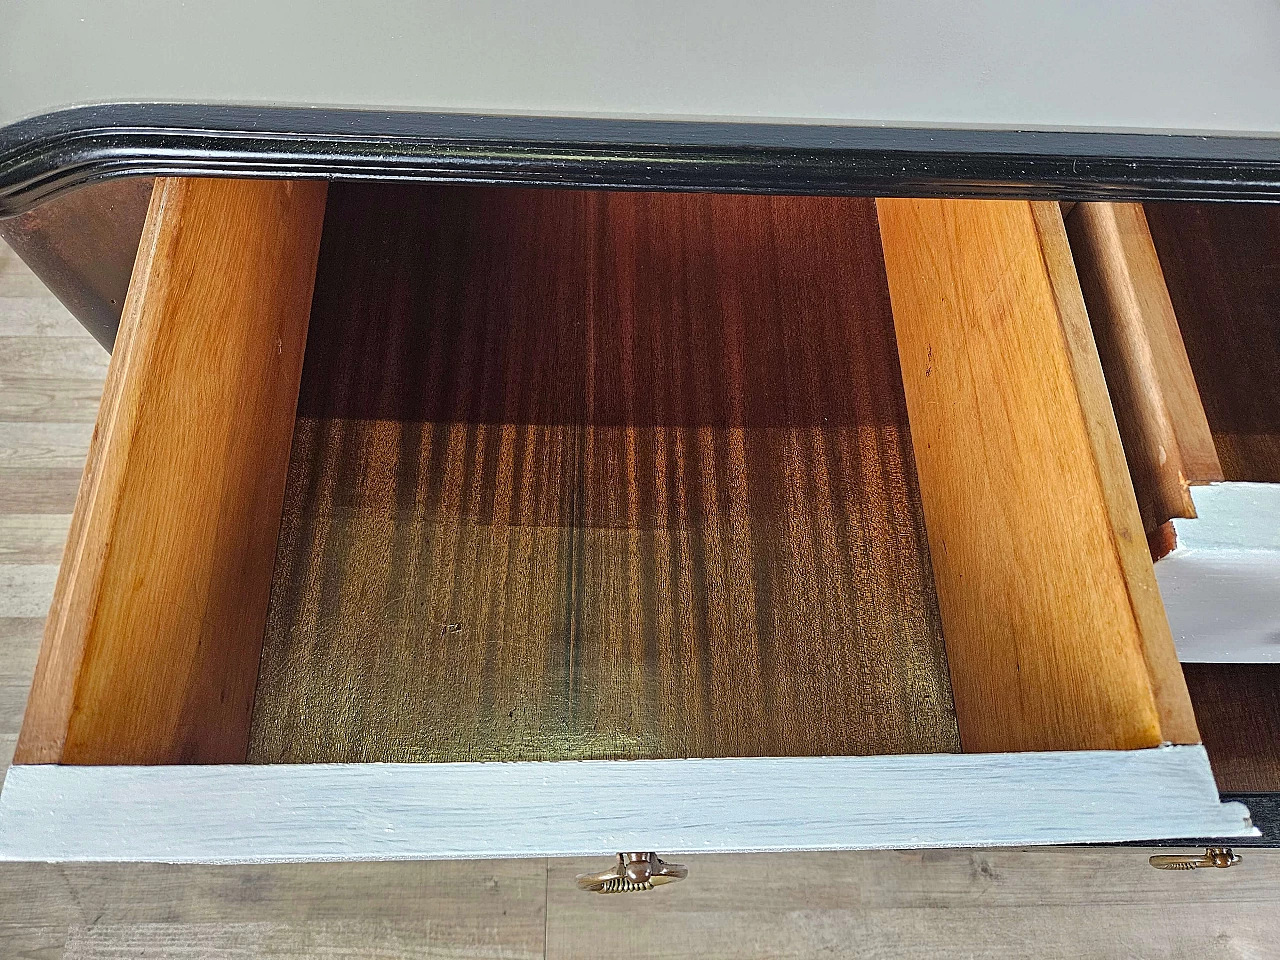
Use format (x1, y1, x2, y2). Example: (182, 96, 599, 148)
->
(0, 179, 1253, 862)
(1065, 200, 1280, 817)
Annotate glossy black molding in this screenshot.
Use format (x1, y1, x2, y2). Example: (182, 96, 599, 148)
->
(5, 104, 1280, 216)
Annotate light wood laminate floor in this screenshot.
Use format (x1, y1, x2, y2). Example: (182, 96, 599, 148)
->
(1, 237, 1277, 960)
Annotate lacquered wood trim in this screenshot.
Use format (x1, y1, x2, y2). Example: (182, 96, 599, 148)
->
(1064, 202, 1220, 542)
(0, 746, 1254, 863)
(876, 199, 1197, 752)
(14, 177, 328, 764)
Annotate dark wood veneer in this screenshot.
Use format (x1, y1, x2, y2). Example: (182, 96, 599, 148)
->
(1145, 203, 1280, 483)
(1185, 664, 1280, 794)
(248, 184, 959, 763)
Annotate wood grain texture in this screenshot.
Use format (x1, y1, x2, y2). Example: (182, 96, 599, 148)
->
(1031, 203, 1200, 747)
(1185, 664, 1280, 793)
(0, 247, 105, 781)
(1145, 202, 1280, 482)
(0, 336, 110, 381)
(249, 184, 958, 763)
(1064, 202, 1220, 544)
(0, 375, 105, 422)
(876, 198, 1198, 752)
(0, 747, 1252, 862)
(0, 288, 92, 336)
(546, 849, 1280, 960)
(0, 422, 96, 468)
(14, 178, 328, 765)
(0, 468, 83, 514)
(0, 618, 43, 773)
(0, 565, 59, 618)
(0, 860, 547, 960)
(0, 515, 73, 564)
(4, 851, 1279, 960)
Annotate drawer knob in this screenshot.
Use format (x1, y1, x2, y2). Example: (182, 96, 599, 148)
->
(1149, 846, 1241, 871)
(576, 852, 688, 893)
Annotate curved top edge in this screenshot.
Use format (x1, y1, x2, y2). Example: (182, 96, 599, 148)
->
(5, 103, 1280, 216)
(11, 103, 1280, 153)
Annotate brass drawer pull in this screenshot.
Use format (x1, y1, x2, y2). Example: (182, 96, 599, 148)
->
(1150, 847, 1241, 870)
(576, 852, 688, 893)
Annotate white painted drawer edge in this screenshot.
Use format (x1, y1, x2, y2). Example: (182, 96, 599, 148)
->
(0, 745, 1254, 863)
(1160, 482, 1280, 663)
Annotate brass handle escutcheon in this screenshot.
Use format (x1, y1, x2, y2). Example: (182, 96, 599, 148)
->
(1150, 846, 1241, 870)
(576, 852, 688, 893)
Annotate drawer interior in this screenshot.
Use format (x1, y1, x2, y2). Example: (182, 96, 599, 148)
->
(248, 186, 958, 763)
(1065, 201, 1280, 547)
(1143, 202, 1280, 485)
(1066, 200, 1280, 793)
(1144, 202, 1280, 795)
(1185, 663, 1280, 793)
(15, 181, 1197, 769)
